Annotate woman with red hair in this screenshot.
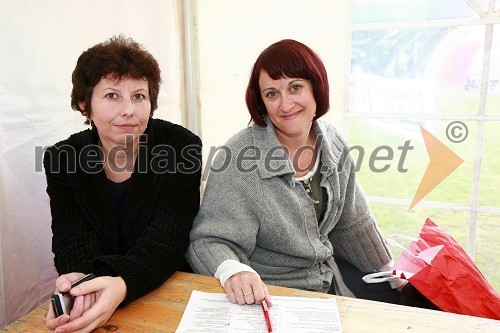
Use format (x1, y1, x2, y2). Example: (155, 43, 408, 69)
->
(188, 39, 406, 307)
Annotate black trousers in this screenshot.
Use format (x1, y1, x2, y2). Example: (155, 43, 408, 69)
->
(330, 259, 401, 304)
(331, 259, 440, 310)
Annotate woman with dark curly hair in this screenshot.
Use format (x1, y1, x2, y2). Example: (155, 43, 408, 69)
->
(44, 35, 202, 332)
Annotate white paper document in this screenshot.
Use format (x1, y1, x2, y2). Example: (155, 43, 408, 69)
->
(175, 290, 342, 333)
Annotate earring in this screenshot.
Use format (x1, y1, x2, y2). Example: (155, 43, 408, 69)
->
(88, 119, 93, 130)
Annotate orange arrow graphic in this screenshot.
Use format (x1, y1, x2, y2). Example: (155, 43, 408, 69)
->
(409, 126, 464, 210)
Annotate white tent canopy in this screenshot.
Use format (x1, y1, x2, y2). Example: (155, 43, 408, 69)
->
(0, 0, 185, 326)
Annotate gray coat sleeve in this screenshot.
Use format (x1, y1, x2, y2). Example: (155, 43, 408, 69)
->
(329, 149, 393, 272)
(187, 144, 261, 276)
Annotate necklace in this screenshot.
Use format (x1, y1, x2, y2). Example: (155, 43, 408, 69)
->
(301, 177, 314, 194)
(298, 146, 319, 197)
(294, 132, 316, 177)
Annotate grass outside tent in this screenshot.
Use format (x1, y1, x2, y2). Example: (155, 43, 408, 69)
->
(347, 93, 499, 291)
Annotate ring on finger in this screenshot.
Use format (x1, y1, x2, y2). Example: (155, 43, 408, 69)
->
(243, 291, 253, 297)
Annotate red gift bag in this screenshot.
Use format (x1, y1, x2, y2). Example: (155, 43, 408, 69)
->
(392, 218, 500, 319)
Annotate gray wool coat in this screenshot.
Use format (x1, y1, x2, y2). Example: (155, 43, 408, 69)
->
(187, 118, 392, 296)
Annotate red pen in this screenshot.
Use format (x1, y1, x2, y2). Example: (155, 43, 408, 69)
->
(261, 299, 273, 332)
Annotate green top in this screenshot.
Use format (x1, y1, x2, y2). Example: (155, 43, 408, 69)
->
(299, 159, 327, 223)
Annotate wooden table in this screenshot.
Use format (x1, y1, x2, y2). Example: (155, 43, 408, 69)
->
(3, 271, 499, 332)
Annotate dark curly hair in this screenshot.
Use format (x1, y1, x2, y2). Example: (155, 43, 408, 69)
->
(245, 39, 329, 126)
(71, 35, 162, 123)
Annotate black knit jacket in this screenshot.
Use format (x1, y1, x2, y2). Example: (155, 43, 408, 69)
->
(43, 118, 202, 306)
